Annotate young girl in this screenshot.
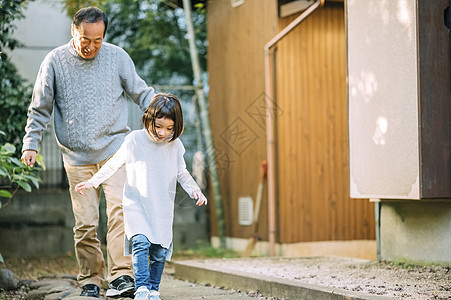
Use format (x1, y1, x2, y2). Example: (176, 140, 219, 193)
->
(75, 93, 207, 300)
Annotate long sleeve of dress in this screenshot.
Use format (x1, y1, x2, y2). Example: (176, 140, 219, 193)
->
(88, 141, 127, 188)
(176, 142, 201, 197)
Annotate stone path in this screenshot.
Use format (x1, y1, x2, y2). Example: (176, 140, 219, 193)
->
(1, 271, 266, 299)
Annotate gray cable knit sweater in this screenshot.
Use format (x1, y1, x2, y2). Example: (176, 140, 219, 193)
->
(22, 40, 155, 166)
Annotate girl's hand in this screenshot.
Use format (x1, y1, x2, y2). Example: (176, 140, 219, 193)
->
(75, 181, 93, 195)
(192, 190, 208, 206)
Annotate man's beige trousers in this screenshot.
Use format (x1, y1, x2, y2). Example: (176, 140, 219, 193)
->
(65, 158, 133, 287)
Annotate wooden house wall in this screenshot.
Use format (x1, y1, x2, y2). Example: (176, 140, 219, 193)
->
(207, 0, 375, 243)
(207, 0, 278, 238)
(274, 2, 375, 243)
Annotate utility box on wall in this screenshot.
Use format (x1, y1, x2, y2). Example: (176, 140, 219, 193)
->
(347, 0, 451, 199)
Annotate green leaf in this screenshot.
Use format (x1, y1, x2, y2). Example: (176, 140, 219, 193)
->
(0, 167, 8, 177)
(0, 190, 12, 198)
(31, 181, 39, 189)
(35, 153, 46, 171)
(11, 168, 24, 176)
(22, 174, 40, 181)
(17, 181, 31, 192)
(2, 143, 16, 154)
(8, 157, 22, 166)
(22, 174, 40, 188)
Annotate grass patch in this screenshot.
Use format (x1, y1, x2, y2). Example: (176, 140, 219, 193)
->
(172, 241, 239, 260)
(1, 252, 78, 280)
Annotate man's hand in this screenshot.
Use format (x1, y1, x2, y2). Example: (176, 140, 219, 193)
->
(21, 150, 37, 167)
(75, 182, 94, 195)
(192, 190, 208, 206)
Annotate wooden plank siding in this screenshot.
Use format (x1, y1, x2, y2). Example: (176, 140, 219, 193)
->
(274, 2, 375, 243)
(207, 0, 278, 239)
(207, 0, 375, 243)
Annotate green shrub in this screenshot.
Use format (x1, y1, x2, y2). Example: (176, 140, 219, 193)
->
(0, 0, 33, 156)
(0, 131, 45, 210)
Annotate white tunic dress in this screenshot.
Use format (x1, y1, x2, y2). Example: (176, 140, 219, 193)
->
(88, 129, 200, 259)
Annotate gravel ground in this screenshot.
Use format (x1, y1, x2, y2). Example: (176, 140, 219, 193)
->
(2, 255, 450, 299)
(202, 256, 451, 300)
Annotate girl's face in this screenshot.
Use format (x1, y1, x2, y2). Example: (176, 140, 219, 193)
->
(152, 117, 174, 141)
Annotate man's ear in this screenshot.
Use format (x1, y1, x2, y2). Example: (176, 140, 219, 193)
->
(71, 24, 75, 37)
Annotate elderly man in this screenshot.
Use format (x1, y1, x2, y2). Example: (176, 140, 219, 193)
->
(21, 6, 155, 298)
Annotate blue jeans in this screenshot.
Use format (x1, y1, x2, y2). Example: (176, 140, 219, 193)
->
(131, 234, 167, 291)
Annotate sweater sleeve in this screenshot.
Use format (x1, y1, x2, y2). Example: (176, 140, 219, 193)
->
(88, 140, 127, 188)
(176, 140, 200, 197)
(22, 53, 56, 152)
(119, 49, 155, 112)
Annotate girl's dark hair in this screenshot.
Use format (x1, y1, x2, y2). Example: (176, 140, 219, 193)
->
(73, 7, 108, 37)
(142, 93, 184, 142)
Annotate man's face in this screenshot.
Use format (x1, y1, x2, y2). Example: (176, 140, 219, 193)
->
(71, 21, 105, 59)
